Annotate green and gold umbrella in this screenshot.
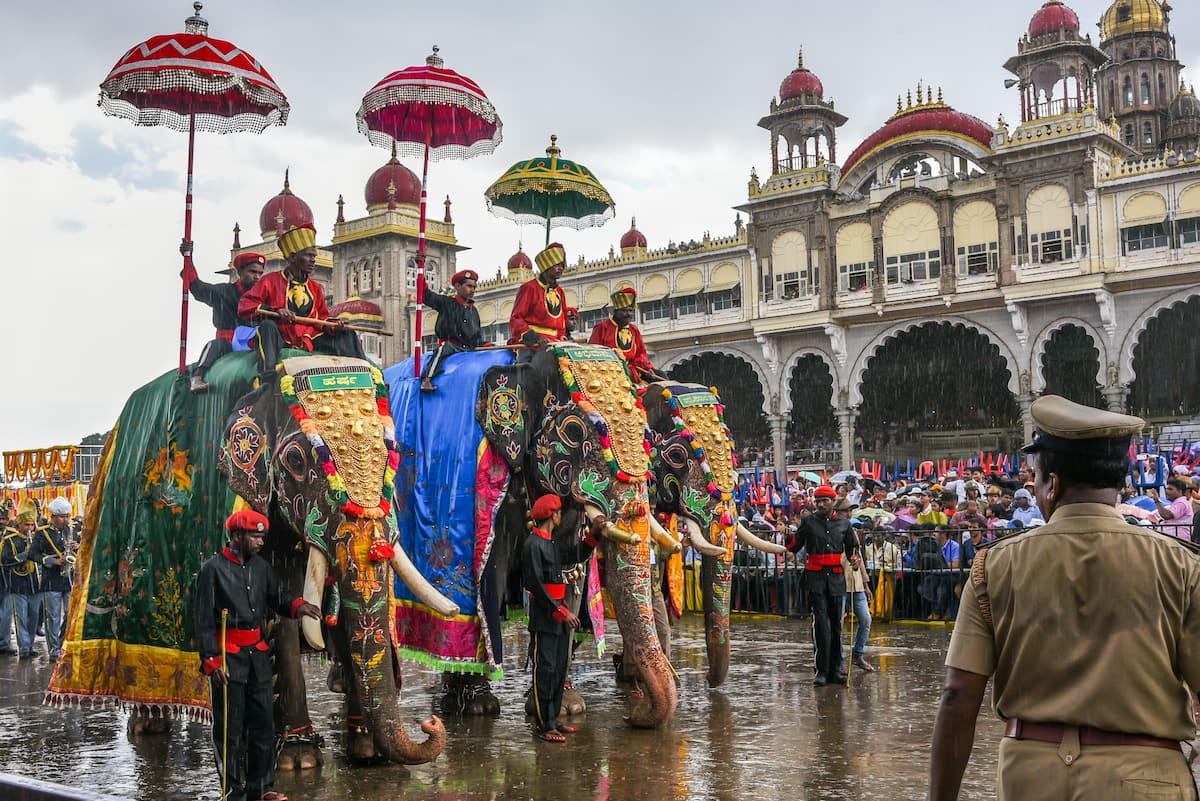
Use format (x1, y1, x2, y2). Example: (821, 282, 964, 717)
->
(484, 134, 615, 245)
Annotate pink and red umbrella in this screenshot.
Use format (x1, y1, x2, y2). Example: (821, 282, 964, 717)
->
(99, 2, 289, 373)
(356, 47, 502, 376)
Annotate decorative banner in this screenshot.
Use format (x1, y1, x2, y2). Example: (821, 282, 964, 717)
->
(1, 483, 87, 519)
(4, 446, 78, 482)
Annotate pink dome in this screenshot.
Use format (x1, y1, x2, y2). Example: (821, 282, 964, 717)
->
(1028, 0, 1079, 38)
(258, 172, 314, 237)
(365, 152, 421, 209)
(620, 218, 647, 250)
(507, 246, 533, 272)
(779, 51, 823, 101)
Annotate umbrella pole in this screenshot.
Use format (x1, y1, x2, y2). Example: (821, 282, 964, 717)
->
(413, 127, 432, 378)
(545, 193, 552, 246)
(179, 112, 196, 375)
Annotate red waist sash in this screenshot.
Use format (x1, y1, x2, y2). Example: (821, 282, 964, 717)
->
(806, 552, 844, 572)
(543, 583, 566, 601)
(223, 627, 268, 653)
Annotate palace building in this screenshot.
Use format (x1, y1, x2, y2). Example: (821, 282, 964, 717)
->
(230, 0, 1199, 479)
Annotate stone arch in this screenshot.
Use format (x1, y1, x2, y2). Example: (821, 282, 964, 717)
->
(659, 344, 772, 410)
(849, 316, 1022, 408)
(783, 349, 839, 451)
(882, 201, 940, 260)
(1030, 317, 1108, 395)
(779, 347, 840, 416)
(663, 350, 771, 450)
(1176, 182, 1200, 217)
(1122, 191, 1167, 225)
(1118, 286, 1200, 387)
(1123, 292, 1200, 418)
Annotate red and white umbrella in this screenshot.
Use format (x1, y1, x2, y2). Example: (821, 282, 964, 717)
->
(99, 2, 289, 373)
(356, 47, 502, 376)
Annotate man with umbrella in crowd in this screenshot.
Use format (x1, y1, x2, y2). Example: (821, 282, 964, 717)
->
(588, 288, 664, 383)
(509, 243, 568, 357)
(786, 484, 860, 686)
(183, 249, 266, 393)
(238, 223, 366, 382)
(420, 268, 484, 393)
(930, 396, 1200, 800)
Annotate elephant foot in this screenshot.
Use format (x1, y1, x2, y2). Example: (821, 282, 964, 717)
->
(561, 682, 587, 716)
(126, 714, 172, 737)
(326, 661, 346, 695)
(276, 722, 324, 771)
(441, 674, 501, 716)
(345, 716, 381, 764)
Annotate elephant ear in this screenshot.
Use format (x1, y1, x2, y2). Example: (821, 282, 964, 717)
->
(477, 363, 537, 474)
(219, 388, 274, 512)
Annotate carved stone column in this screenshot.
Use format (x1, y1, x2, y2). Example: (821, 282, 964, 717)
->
(836, 406, 856, 472)
(1017, 392, 1035, 446)
(769, 414, 789, 481)
(1101, 385, 1130, 414)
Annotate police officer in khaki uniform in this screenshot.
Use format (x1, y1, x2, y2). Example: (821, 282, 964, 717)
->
(929, 395, 1200, 801)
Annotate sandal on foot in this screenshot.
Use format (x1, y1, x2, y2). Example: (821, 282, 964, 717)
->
(536, 729, 567, 743)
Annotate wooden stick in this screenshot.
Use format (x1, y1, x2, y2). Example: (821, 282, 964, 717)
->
(257, 308, 393, 336)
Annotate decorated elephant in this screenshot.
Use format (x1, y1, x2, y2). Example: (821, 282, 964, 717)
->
(46, 351, 456, 769)
(388, 343, 681, 728)
(641, 381, 783, 687)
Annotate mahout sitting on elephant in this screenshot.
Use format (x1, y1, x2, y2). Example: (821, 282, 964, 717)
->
(46, 351, 457, 771)
(387, 342, 682, 728)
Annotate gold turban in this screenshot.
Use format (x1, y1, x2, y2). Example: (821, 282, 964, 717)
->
(611, 288, 637, 309)
(534, 243, 566, 273)
(16, 498, 36, 524)
(279, 224, 317, 259)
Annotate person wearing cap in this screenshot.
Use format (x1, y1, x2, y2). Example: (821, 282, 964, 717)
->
(785, 484, 859, 686)
(521, 494, 600, 742)
(1009, 487, 1044, 527)
(587, 288, 664, 383)
(194, 509, 320, 801)
(0, 500, 41, 658)
(508, 243, 568, 356)
(930, 396, 1200, 800)
(419, 269, 483, 393)
(29, 496, 76, 660)
(182, 245, 266, 393)
(238, 223, 365, 382)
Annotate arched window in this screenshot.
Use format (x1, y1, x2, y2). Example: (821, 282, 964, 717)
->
(1143, 121, 1154, 146)
(345, 267, 353, 297)
(1124, 76, 1134, 107)
(1125, 124, 1135, 146)
(953, 201, 1000, 276)
(1140, 74, 1151, 105)
(770, 231, 813, 299)
(349, 264, 359, 296)
(1158, 74, 1166, 102)
(373, 258, 382, 293)
(1026, 183, 1075, 264)
(882, 202, 940, 284)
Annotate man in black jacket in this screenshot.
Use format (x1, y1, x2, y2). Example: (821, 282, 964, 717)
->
(420, 269, 484, 392)
(787, 484, 859, 686)
(194, 510, 320, 801)
(184, 249, 266, 393)
(521, 495, 598, 741)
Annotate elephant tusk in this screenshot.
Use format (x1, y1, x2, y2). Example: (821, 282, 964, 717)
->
(302, 546, 328, 651)
(584, 504, 641, 545)
(682, 517, 726, 558)
(737, 523, 787, 554)
(647, 515, 682, 554)
(390, 546, 460, 618)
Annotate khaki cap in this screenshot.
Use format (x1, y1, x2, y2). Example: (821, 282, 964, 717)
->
(1021, 395, 1144, 459)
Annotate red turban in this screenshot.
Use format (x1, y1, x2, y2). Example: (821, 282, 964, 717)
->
(233, 252, 267, 270)
(530, 494, 562, 522)
(451, 269, 478, 285)
(225, 509, 269, 533)
(813, 485, 837, 499)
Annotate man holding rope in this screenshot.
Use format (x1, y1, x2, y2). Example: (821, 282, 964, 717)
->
(238, 223, 366, 382)
(195, 510, 320, 801)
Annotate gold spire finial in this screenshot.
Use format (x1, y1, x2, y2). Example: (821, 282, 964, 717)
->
(798, 47, 805, 70)
(389, 140, 398, 163)
(906, 89, 913, 108)
(937, 86, 943, 104)
(282, 168, 291, 194)
(897, 95, 903, 113)
(546, 134, 560, 158)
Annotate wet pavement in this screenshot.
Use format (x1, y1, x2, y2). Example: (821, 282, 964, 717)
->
(1, 616, 1003, 800)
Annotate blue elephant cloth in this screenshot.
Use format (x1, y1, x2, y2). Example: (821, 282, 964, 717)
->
(386, 348, 514, 677)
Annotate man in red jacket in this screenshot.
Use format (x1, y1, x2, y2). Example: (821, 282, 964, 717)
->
(588, 288, 663, 382)
(508, 243, 568, 358)
(238, 224, 365, 380)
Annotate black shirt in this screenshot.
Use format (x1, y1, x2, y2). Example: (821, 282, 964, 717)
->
(0, 529, 39, 595)
(194, 548, 300, 682)
(424, 291, 483, 348)
(189, 277, 249, 332)
(30, 524, 75, 594)
(788, 513, 857, 595)
(521, 528, 594, 634)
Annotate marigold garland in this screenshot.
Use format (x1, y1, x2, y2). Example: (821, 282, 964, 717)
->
(279, 368, 399, 523)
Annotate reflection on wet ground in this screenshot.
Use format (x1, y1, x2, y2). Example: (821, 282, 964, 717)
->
(2, 617, 1003, 800)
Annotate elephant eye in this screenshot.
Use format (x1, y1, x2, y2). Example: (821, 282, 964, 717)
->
(282, 443, 308, 478)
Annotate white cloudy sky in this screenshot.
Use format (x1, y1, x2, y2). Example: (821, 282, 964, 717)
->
(1, 1, 1196, 448)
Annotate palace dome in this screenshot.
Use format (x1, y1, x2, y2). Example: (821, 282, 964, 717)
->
(1169, 86, 1200, 121)
(1100, 0, 1168, 41)
(507, 245, 533, 272)
(258, 171, 314, 237)
(620, 218, 647, 250)
(779, 51, 823, 101)
(365, 149, 421, 210)
(329, 296, 384, 326)
(840, 99, 994, 178)
(1029, 0, 1080, 38)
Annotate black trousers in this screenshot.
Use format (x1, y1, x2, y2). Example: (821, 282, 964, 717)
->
(255, 320, 367, 376)
(210, 675, 275, 801)
(810, 588, 844, 677)
(194, 338, 233, 378)
(529, 628, 570, 732)
(421, 341, 467, 383)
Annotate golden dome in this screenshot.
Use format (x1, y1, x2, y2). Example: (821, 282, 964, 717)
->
(1100, 0, 1169, 41)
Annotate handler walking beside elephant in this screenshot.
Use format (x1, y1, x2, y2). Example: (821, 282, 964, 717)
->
(787, 484, 859, 686)
(194, 510, 321, 801)
(522, 494, 598, 742)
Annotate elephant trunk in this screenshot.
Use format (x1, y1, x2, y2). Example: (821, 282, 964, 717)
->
(364, 704, 446, 766)
(682, 517, 733, 688)
(596, 506, 677, 728)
